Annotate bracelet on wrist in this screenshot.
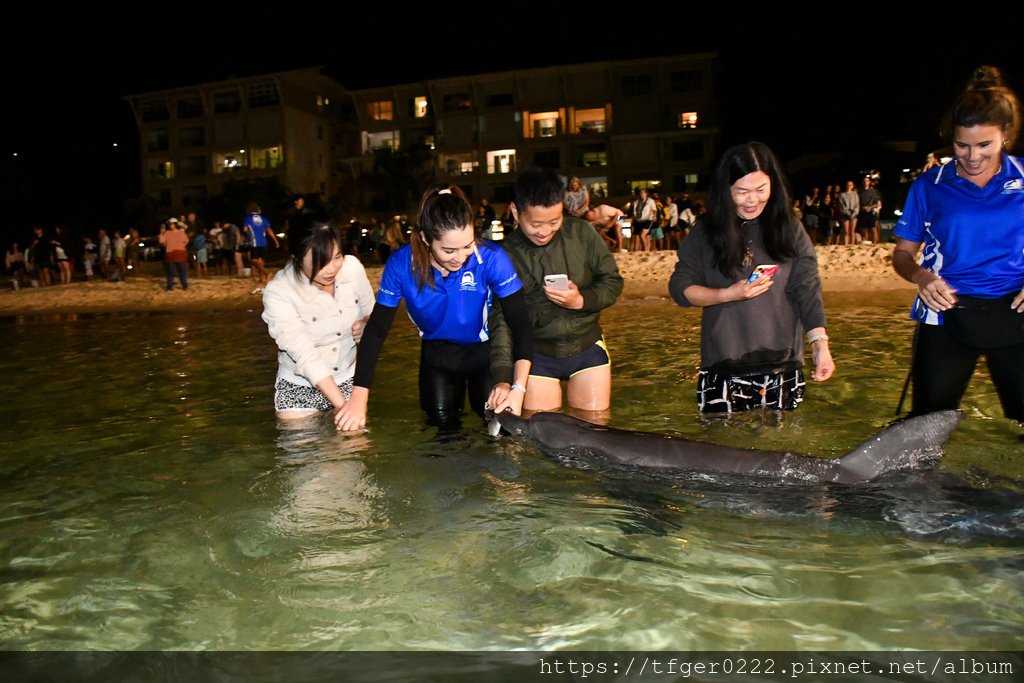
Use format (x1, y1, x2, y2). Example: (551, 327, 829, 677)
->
(807, 333, 829, 345)
(510, 383, 527, 393)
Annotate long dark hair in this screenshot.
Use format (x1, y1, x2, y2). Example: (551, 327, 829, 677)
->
(287, 220, 342, 284)
(945, 65, 1021, 148)
(704, 142, 799, 278)
(411, 185, 475, 289)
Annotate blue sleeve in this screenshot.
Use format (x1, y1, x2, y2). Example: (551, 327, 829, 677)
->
(894, 177, 927, 243)
(376, 251, 405, 307)
(486, 244, 522, 298)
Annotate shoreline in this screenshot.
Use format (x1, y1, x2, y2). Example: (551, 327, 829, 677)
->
(0, 244, 913, 317)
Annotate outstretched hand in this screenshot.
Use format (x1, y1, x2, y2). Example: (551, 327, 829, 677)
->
(487, 383, 525, 415)
(334, 387, 368, 432)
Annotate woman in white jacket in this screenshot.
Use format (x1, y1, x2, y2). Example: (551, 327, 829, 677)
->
(262, 221, 375, 420)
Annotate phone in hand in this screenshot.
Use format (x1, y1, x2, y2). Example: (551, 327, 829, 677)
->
(746, 264, 778, 283)
(543, 273, 570, 290)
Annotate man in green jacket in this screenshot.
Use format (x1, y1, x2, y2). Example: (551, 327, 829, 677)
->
(489, 168, 623, 417)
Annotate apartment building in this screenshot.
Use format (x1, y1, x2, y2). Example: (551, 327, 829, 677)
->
(344, 53, 719, 208)
(125, 67, 349, 215)
(126, 55, 718, 216)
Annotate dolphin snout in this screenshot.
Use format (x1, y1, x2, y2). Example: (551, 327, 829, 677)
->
(493, 410, 528, 436)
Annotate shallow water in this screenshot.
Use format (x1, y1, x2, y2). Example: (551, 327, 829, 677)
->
(1, 294, 1022, 651)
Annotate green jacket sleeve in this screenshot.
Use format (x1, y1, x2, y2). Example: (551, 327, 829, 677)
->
(578, 219, 624, 312)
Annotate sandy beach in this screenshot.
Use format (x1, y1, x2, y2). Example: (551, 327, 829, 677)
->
(0, 244, 913, 316)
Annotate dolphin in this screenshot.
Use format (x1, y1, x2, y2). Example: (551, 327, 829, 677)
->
(494, 410, 963, 484)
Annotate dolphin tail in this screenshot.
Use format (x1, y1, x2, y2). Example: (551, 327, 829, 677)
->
(830, 409, 963, 484)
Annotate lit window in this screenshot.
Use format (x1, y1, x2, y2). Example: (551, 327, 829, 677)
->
(214, 150, 248, 173)
(678, 112, 699, 129)
(581, 177, 609, 199)
(442, 153, 478, 175)
(486, 149, 517, 174)
(362, 131, 400, 153)
(526, 111, 562, 138)
(580, 149, 607, 167)
(251, 146, 283, 169)
(413, 97, 429, 118)
(368, 101, 394, 121)
(629, 180, 662, 194)
(149, 160, 175, 180)
(574, 108, 607, 134)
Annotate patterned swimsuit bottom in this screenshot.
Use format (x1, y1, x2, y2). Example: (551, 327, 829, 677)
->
(697, 369, 805, 413)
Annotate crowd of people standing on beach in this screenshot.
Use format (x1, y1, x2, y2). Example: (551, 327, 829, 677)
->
(794, 176, 885, 246)
(3, 206, 289, 292)
(565, 180, 703, 254)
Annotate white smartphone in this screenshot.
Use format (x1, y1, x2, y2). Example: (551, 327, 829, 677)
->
(543, 273, 569, 290)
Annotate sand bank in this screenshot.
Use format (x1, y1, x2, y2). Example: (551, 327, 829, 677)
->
(0, 244, 913, 317)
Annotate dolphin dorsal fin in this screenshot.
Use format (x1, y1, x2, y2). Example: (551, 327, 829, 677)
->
(832, 410, 963, 484)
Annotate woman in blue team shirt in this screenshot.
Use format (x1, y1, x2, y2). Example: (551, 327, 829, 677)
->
(336, 186, 534, 430)
(893, 65, 1024, 423)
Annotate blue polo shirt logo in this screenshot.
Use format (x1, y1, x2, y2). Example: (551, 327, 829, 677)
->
(376, 242, 522, 343)
(1002, 179, 1024, 193)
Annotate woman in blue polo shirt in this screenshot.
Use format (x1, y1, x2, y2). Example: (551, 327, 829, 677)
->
(335, 186, 533, 430)
(893, 65, 1024, 423)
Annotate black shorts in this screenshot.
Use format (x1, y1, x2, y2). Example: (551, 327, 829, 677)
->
(530, 340, 610, 382)
(634, 220, 652, 234)
(251, 246, 267, 260)
(858, 211, 877, 228)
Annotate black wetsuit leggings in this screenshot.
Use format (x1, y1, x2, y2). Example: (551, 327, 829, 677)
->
(911, 323, 1024, 422)
(419, 339, 492, 426)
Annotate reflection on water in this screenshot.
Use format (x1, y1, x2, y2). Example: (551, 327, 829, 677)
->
(0, 297, 1022, 651)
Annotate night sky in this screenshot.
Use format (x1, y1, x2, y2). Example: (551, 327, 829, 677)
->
(3, 10, 1021, 242)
